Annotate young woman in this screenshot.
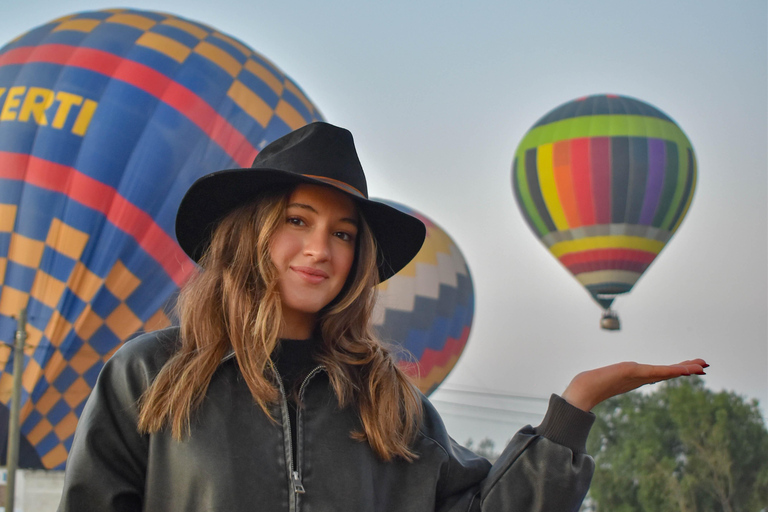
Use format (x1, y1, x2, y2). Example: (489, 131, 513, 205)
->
(58, 122, 707, 512)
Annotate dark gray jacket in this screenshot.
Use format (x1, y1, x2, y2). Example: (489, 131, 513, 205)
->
(58, 327, 595, 511)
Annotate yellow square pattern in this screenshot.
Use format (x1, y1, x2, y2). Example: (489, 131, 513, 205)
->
(104, 261, 141, 300)
(45, 218, 89, 261)
(52, 19, 101, 33)
(136, 32, 192, 63)
(0, 204, 17, 231)
(0, 367, 13, 402)
(35, 386, 61, 416)
(42, 350, 66, 384)
(62, 378, 91, 409)
(274, 99, 307, 131)
(53, 411, 79, 439)
(67, 262, 103, 303)
(161, 17, 209, 39)
(244, 59, 284, 96)
(227, 80, 274, 127)
(30, 270, 67, 309)
(105, 303, 143, 340)
(44, 311, 73, 347)
(7, 233, 45, 268)
(68, 344, 99, 375)
(106, 13, 157, 31)
(27, 418, 53, 445)
(0, 286, 29, 317)
(194, 40, 242, 77)
(73, 305, 104, 341)
(143, 309, 172, 332)
(41, 444, 68, 469)
(22, 357, 42, 394)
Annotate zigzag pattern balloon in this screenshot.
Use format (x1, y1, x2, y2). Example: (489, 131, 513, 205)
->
(372, 200, 474, 395)
(0, 9, 323, 469)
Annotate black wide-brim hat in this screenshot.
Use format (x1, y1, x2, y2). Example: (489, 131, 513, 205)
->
(176, 122, 426, 282)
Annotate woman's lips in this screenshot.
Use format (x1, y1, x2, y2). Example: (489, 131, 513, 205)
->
(291, 266, 329, 284)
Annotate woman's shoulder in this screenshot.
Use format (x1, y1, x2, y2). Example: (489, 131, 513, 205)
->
(414, 390, 493, 475)
(414, 390, 455, 448)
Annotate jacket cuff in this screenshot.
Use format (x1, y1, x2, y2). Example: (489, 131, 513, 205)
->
(534, 394, 595, 454)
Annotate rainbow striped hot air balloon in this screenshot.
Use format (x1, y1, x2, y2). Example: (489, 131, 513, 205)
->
(372, 200, 474, 395)
(0, 9, 322, 469)
(512, 94, 696, 330)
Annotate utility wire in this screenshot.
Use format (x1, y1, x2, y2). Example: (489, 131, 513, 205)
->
(435, 385, 549, 402)
(436, 409, 534, 427)
(430, 399, 545, 418)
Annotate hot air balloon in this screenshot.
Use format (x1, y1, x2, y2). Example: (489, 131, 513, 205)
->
(372, 200, 474, 395)
(511, 94, 696, 330)
(0, 8, 323, 469)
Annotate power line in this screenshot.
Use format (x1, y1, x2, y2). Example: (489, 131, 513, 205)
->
(430, 398, 545, 418)
(435, 409, 534, 427)
(434, 385, 549, 403)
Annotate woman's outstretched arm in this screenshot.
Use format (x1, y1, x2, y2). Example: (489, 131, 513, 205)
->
(470, 358, 709, 511)
(561, 358, 708, 412)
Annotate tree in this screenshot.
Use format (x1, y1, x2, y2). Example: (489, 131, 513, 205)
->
(585, 377, 768, 511)
(464, 437, 501, 463)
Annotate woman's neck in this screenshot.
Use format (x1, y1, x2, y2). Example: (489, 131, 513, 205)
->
(279, 310, 317, 339)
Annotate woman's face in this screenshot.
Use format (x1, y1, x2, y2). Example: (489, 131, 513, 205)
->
(269, 184, 358, 338)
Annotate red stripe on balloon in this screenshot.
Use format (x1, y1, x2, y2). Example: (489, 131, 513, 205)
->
(590, 137, 611, 224)
(0, 151, 194, 287)
(0, 44, 257, 167)
(559, 248, 656, 266)
(566, 260, 649, 275)
(570, 138, 596, 225)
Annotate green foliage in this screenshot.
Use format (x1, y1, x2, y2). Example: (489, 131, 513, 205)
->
(586, 378, 768, 512)
(464, 437, 501, 463)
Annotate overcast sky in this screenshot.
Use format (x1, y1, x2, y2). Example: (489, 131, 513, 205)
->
(3, 0, 766, 446)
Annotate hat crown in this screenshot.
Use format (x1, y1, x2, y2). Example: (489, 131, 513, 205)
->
(251, 122, 368, 198)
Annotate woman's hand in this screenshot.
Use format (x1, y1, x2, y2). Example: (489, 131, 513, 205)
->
(561, 359, 708, 412)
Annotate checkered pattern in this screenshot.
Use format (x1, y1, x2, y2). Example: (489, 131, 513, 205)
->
(0, 212, 172, 469)
(45, 9, 321, 131)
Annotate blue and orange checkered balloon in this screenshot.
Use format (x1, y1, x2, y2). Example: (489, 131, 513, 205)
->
(0, 9, 323, 469)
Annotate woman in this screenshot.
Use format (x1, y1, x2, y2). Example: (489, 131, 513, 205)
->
(58, 122, 706, 512)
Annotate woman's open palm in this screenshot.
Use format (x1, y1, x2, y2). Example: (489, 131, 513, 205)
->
(561, 358, 708, 412)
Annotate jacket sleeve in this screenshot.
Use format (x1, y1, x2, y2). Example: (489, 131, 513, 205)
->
(57, 330, 175, 512)
(436, 394, 595, 512)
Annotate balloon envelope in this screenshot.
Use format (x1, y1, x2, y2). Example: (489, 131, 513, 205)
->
(511, 94, 696, 317)
(0, 9, 323, 469)
(372, 200, 474, 395)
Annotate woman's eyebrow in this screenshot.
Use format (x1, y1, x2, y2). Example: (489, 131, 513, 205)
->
(286, 203, 359, 227)
(287, 202, 316, 213)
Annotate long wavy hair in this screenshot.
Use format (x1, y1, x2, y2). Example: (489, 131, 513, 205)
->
(138, 184, 423, 461)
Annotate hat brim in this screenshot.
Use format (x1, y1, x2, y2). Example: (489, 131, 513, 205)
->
(175, 168, 426, 282)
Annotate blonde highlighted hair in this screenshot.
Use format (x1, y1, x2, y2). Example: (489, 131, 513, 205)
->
(138, 185, 422, 461)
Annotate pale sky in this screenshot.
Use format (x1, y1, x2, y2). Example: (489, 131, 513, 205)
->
(2, 0, 766, 447)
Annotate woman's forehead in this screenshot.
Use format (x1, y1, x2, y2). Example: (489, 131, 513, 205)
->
(287, 183, 358, 220)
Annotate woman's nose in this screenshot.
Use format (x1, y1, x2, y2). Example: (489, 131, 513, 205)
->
(303, 229, 330, 260)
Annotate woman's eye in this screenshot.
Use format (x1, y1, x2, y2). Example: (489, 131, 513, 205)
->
(287, 216, 305, 226)
(335, 231, 355, 242)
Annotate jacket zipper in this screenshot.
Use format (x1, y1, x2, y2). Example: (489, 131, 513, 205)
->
(277, 366, 323, 510)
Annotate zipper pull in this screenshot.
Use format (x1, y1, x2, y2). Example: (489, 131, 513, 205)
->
(292, 471, 306, 494)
